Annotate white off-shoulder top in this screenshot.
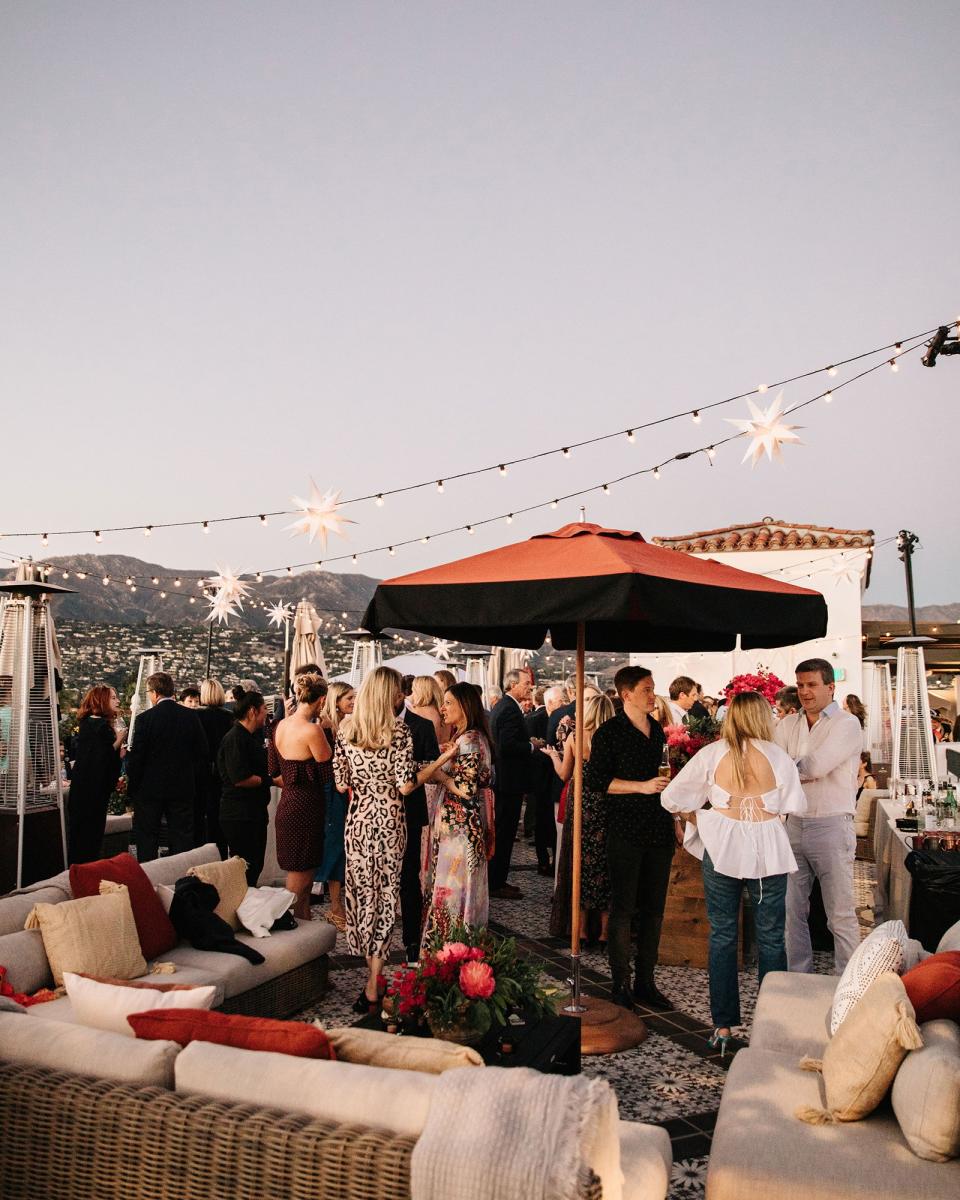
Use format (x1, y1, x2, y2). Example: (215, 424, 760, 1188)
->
(661, 739, 806, 880)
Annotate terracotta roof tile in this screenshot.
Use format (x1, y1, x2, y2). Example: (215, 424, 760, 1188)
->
(652, 517, 874, 555)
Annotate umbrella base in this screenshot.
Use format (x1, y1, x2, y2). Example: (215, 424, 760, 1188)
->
(560, 994, 647, 1055)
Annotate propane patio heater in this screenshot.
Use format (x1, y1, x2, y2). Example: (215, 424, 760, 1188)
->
(0, 577, 73, 890)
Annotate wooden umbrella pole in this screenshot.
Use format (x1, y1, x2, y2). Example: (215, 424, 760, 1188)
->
(564, 621, 587, 1014)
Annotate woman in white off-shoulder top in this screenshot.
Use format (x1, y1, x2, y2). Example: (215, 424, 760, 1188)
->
(661, 692, 806, 1050)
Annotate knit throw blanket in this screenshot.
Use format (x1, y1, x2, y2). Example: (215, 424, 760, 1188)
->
(410, 1064, 622, 1200)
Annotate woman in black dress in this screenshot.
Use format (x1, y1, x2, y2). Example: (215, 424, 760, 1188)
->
(269, 674, 331, 919)
(196, 679, 235, 854)
(68, 685, 124, 864)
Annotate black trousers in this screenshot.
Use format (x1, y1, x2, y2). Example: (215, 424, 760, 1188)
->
(195, 770, 227, 856)
(400, 814, 426, 956)
(488, 789, 524, 890)
(134, 791, 195, 864)
(606, 838, 675, 989)
(67, 785, 110, 865)
(527, 753, 557, 869)
(219, 816, 267, 887)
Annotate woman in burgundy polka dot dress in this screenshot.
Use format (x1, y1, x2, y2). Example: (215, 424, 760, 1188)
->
(269, 675, 331, 919)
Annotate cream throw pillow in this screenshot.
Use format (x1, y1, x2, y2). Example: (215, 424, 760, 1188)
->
(186, 857, 249, 930)
(797, 972, 923, 1124)
(326, 1025, 484, 1073)
(830, 925, 905, 1034)
(891, 1019, 960, 1161)
(64, 971, 218, 1037)
(24, 884, 147, 986)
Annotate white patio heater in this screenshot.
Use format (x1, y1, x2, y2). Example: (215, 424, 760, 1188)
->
(343, 629, 394, 688)
(127, 648, 164, 750)
(889, 637, 939, 793)
(0, 578, 73, 890)
(464, 649, 493, 688)
(862, 656, 895, 786)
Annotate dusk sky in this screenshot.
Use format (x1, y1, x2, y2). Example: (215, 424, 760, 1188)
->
(2, 2, 957, 605)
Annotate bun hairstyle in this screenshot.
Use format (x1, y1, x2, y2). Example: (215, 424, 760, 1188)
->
(295, 674, 328, 707)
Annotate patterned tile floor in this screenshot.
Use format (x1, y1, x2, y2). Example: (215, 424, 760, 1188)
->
(295, 837, 877, 1200)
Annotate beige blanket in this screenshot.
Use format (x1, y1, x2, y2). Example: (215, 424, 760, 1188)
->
(410, 1064, 622, 1200)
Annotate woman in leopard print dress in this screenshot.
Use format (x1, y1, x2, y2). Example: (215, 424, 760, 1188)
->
(334, 666, 455, 1011)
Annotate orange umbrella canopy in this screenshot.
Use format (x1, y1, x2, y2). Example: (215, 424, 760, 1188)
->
(363, 523, 827, 652)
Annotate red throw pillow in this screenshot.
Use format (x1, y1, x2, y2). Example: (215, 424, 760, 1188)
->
(70, 853, 177, 961)
(127, 1008, 337, 1059)
(901, 951, 960, 1023)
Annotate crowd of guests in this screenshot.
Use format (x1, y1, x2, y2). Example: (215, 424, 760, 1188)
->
(63, 653, 896, 1045)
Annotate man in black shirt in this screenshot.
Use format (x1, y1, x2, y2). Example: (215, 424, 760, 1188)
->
(586, 665, 674, 1011)
(217, 691, 273, 886)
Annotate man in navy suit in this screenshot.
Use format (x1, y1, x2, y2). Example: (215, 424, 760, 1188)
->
(127, 671, 210, 862)
(488, 669, 534, 898)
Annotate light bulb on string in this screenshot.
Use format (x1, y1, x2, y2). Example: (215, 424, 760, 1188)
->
(41, 534, 48, 547)
(352, 554, 358, 563)
(420, 536, 429, 544)
(189, 596, 196, 604)
(626, 429, 635, 443)
(466, 525, 475, 535)
(707, 446, 717, 459)
(95, 531, 102, 542)
(498, 464, 507, 476)
(889, 359, 899, 373)
(375, 494, 384, 507)
(388, 546, 396, 556)
(436, 480, 444, 493)
(602, 484, 611, 495)
(893, 343, 903, 356)
(561, 447, 570, 459)
(102, 576, 110, 585)
(61, 571, 69, 579)
(758, 384, 768, 394)
(174, 577, 181, 587)
(151, 576, 159, 584)
(691, 410, 701, 424)
(823, 391, 833, 403)
(202, 521, 209, 534)
(827, 365, 837, 377)
(144, 526, 152, 537)
(286, 566, 293, 575)
(125, 576, 133, 586)
(255, 572, 263, 582)
(77, 571, 86, 580)
(505, 513, 513, 524)
(551, 499, 558, 509)
(130, 584, 137, 593)
(160, 590, 166, 598)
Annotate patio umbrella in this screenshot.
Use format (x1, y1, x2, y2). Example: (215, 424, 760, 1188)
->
(363, 523, 827, 1045)
(290, 599, 329, 678)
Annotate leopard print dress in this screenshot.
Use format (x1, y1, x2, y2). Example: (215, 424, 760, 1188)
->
(333, 719, 416, 958)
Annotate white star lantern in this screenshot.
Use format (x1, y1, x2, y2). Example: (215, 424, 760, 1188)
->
(286, 481, 355, 548)
(267, 600, 293, 629)
(431, 638, 455, 661)
(725, 393, 802, 466)
(206, 590, 241, 625)
(209, 564, 252, 609)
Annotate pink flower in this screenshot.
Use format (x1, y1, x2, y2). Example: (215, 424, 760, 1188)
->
(459, 959, 495, 1000)
(436, 941, 470, 964)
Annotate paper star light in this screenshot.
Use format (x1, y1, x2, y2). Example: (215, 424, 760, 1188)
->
(286, 481, 355, 548)
(267, 601, 293, 628)
(431, 638, 455, 661)
(725, 392, 802, 466)
(206, 590, 241, 625)
(209, 564, 252, 610)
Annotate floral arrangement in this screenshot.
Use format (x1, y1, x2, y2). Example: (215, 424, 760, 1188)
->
(107, 773, 129, 816)
(387, 923, 555, 1040)
(722, 668, 785, 708)
(662, 713, 721, 773)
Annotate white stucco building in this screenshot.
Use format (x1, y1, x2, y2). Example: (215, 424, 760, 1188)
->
(630, 517, 874, 702)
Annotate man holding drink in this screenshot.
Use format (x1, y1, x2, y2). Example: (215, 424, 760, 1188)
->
(587, 666, 675, 1011)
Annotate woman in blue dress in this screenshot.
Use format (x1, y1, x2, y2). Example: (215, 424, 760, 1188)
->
(316, 681, 355, 931)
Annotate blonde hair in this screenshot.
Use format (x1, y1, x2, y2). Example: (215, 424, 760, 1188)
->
(340, 666, 401, 750)
(324, 682, 355, 733)
(200, 678, 226, 707)
(411, 675, 442, 710)
(651, 695, 672, 726)
(723, 692, 775, 791)
(582, 693, 615, 757)
(295, 674, 327, 706)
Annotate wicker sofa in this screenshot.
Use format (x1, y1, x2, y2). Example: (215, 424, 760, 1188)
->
(706, 919, 960, 1200)
(0, 844, 336, 1017)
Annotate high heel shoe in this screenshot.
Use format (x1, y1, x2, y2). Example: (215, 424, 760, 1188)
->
(707, 1028, 732, 1058)
(351, 989, 379, 1015)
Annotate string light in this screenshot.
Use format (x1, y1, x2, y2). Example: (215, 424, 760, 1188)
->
(41, 534, 48, 547)
(151, 576, 159, 584)
(466, 525, 475, 535)
(189, 596, 196, 604)
(124, 576, 133, 585)
(255, 571, 263, 582)
(3, 321, 942, 545)
(823, 390, 832, 403)
(143, 526, 152, 537)
(505, 514, 513, 524)
(889, 359, 899, 373)
(95, 531, 102, 542)
(259, 514, 268, 526)
(174, 577, 181, 587)
(130, 584, 137, 592)
(653, 467, 661, 480)
(436, 480, 444, 493)
(707, 446, 717, 459)
(691, 410, 701, 424)
(551, 500, 559, 509)
(626, 430, 635, 443)
(498, 464, 507, 476)
(352, 554, 358, 563)
(101, 576, 110, 585)
(160, 590, 166, 598)
(388, 546, 396, 556)
(602, 484, 611, 495)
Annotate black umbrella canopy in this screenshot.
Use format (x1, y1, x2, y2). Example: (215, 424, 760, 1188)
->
(362, 523, 828, 652)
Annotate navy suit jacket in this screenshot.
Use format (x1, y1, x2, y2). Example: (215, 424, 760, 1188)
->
(489, 695, 533, 795)
(126, 699, 210, 803)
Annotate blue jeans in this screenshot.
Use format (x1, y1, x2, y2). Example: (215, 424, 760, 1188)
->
(701, 851, 787, 1029)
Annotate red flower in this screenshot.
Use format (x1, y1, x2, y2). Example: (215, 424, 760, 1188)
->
(459, 959, 495, 1000)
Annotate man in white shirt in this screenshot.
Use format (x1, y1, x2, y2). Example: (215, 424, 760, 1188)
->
(667, 676, 698, 726)
(774, 657, 863, 973)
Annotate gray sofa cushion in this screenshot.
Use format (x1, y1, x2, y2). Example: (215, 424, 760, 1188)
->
(708, 1047, 960, 1200)
(0, 886, 72, 936)
(161, 917, 335, 999)
(138, 844, 221, 888)
(0, 930, 53, 994)
(750, 971, 837, 1059)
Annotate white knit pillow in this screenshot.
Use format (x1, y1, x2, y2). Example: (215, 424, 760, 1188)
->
(830, 934, 904, 1035)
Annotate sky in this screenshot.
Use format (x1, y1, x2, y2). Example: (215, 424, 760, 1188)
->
(1, 2, 958, 606)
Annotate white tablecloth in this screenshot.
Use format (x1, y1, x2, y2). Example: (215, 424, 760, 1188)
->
(873, 794, 914, 928)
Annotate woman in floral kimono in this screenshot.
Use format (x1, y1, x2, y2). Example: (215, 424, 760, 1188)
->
(420, 682, 495, 948)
